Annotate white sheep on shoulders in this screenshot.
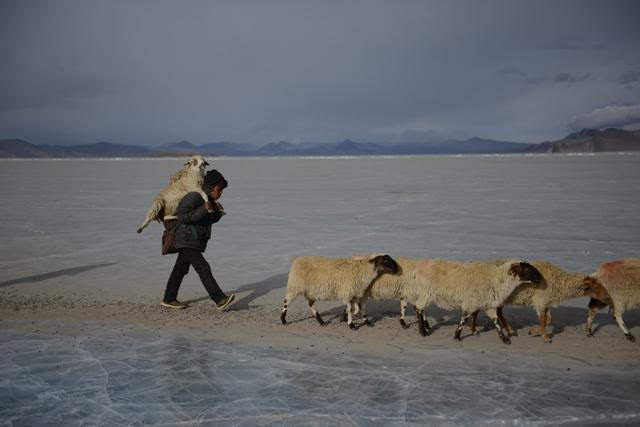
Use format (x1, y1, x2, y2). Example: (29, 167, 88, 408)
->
(137, 155, 210, 233)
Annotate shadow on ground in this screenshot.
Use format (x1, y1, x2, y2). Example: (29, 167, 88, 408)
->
(183, 273, 288, 311)
(314, 301, 640, 339)
(0, 263, 119, 289)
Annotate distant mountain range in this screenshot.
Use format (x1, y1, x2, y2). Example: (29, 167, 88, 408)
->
(1, 128, 639, 158)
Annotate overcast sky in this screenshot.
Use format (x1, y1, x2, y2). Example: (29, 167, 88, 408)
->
(1, 0, 639, 146)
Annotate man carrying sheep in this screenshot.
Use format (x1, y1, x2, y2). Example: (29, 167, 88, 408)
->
(161, 169, 236, 311)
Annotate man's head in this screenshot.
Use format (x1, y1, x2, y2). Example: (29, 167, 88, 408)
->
(203, 169, 228, 200)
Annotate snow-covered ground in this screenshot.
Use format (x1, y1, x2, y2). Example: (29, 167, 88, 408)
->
(1, 154, 639, 425)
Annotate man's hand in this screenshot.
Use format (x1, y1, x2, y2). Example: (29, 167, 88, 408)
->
(215, 201, 226, 216)
(205, 201, 214, 212)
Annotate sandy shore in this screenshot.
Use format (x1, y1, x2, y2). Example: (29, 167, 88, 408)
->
(2, 283, 639, 367)
(3, 274, 640, 425)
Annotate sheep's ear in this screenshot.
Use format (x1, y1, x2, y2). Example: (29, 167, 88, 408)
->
(580, 276, 594, 291)
(367, 254, 385, 263)
(508, 262, 532, 278)
(508, 263, 522, 277)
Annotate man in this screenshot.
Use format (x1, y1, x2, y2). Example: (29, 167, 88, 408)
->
(161, 169, 235, 310)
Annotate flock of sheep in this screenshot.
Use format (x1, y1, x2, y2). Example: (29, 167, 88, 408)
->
(137, 156, 638, 345)
(281, 254, 640, 344)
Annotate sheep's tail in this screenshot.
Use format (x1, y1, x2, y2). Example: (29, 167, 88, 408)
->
(137, 198, 165, 234)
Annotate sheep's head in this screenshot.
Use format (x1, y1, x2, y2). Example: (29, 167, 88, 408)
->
(184, 155, 210, 173)
(581, 276, 612, 303)
(508, 261, 544, 286)
(369, 254, 400, 275)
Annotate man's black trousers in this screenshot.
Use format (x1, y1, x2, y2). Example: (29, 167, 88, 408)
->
(164, 248, 226, 304)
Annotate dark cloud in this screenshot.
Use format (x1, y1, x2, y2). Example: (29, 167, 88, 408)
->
(1, 0, 639, 145)
(554, 72, 591, 84)
(618, 69, 640, 85)
(569, 105, 640, 130)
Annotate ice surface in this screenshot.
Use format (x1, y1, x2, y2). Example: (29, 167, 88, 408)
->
(1, 155, 640, 425)
(2, 327, 640, 426)
(1, 154, 639, 303)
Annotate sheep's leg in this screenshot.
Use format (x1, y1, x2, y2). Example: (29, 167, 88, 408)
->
(612, 307, 635, 342)
(359, 301, 373, 327)
(137, 199, 166, 233)
(399, 300, 409, 329)
(540, 308, 551, 343)
(341, 301, 361, 322)
(470, 311, 479, 335)
(529, 308, 551, 342)
(199, 190, 210, 206)
(422, 310, 431, 332)
(416, 308, 430, 337)
(280, 297, 290, 325)
(346, 302, 357, 330)
(528, 308, 543, 336)
(586, 298, 607, 337)
(352, 301, 361, 317)
(137, 206, 159, 233)
(454, 311, 472, 341)
(486, 308, 510, 344)
(307, 299, 326, 326)
(497, 306, 517, 336)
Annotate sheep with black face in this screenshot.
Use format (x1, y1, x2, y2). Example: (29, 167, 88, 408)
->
(280, 254, 400, 329)
(411, 259, 544, 344)
(469, 260, 607, 343)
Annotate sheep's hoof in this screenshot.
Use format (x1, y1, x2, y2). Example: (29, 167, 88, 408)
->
(316, 314, 326, 326)
(136, 228, 143, 234)
(454, 331, 462, 341)
(500, 335, 511, 345)
(625, 333, 636, 342)
(364, 319, 373, 327)
(280, 312, 287, 325)
(341, 312, 348, 322)
(543, 335, 552, 343)
(586, 330, 594, 338)
(348, 323, 357, 330)
(399, 319, 409, 329)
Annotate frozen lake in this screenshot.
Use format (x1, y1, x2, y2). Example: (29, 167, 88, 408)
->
(2, 324, 640, 426)
(1, 154, 639, 301)
(1, 154, 640, 425)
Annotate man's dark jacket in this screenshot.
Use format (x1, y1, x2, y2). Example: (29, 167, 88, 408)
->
(174, 192, 224, 252)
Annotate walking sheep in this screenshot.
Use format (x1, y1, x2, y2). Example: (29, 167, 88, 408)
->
(411, 259, 544, 344)
(137, 155, 210, 233)
(280, 254, 400, 329)
(469, 261, 608, 343)
(346, 257, 428, 331)
(584, 259, 639, 342)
